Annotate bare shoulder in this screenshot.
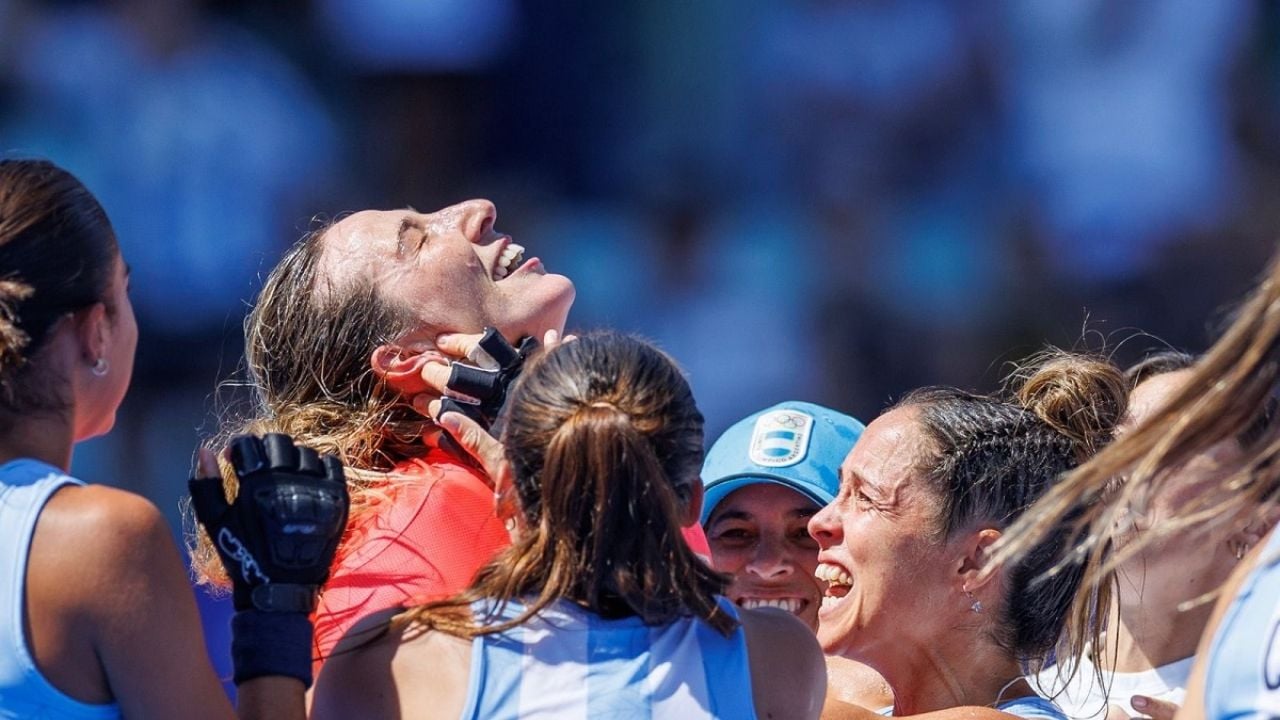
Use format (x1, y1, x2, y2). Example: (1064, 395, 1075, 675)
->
(27, 483, 236, 717)
(30, 484, 171, 605)
(37, 484, 168, 552)
(313, 608, 473, 720)
(895, 707, 1036, 720)
(740, 607, 827, 720)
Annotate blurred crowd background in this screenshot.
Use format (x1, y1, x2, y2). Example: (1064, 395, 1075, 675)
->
(3, 0, 1279, 530)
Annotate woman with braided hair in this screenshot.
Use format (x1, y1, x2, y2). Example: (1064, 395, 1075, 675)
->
(309, 331, 827, 719)
(809, 353, 1129, 718)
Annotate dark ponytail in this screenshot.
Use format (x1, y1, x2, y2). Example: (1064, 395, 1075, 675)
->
(405, 332, 733, 637)
(0, 159, 117, 420)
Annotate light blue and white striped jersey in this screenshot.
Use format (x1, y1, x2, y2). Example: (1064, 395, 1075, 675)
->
(1204, 527, 1280, 719)
(459, 597, 756, 719)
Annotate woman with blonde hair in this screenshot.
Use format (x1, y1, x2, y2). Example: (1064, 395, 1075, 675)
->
(310, 332, 827, 719)
(191, 201, 578, 670)
(1032, 350, 1275, 718)
(995, 256, 1280, 719)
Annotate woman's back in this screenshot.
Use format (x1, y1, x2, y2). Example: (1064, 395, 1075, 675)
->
(313, 600, 823, 720)
(310, 333, 826, 719)
(462, 598, 756, 719)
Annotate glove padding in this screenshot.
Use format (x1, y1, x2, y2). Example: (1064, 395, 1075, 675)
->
(189, 433, 348, 613)
(438, 327, 539, 428)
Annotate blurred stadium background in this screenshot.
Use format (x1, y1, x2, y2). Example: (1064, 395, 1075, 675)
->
(4, 2, 1279, 673)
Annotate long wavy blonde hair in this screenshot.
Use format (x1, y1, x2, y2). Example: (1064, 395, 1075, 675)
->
(993, 254, 1280, 661)
(187, 222, 438, 586)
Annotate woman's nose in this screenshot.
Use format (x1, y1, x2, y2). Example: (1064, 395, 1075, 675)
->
(808, 503, 841, 547)
(746, 537, 794, 579)
(451, 199, 497, 243)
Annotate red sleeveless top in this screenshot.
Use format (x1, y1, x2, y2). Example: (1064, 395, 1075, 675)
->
(310, 443, 713, 672)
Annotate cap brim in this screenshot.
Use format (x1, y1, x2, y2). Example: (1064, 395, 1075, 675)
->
(700, 474, 833, 525)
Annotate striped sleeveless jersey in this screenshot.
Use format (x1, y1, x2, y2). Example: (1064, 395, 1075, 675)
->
(459, 597, 756, 719)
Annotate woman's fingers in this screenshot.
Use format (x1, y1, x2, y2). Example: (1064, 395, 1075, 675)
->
(435, 409, 513, 492)
(541, 329, 577, 351)
(192, 447, 219, 479)
(1130, 694, 1179, 720)
(437, 332, 499, 369)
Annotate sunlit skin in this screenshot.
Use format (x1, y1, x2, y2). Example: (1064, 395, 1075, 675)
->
(316, 199, 576, 344)
(1109, 369, 1253, 676)
(74, 255, 137, 441)
(707, 483, 896, 711)
(808, 407, 954, 660)
(706, 483, 826, 629)
(808, 406, 1032, 712)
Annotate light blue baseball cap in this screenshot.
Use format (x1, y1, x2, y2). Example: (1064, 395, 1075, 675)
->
(700, 401, 865, 525)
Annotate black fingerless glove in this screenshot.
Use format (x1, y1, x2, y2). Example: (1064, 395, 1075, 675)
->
(189, 433, 349, 688)
(438, 327, 539, 429)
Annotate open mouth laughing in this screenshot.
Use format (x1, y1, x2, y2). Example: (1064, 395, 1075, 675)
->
(815, 562, 853, 612)
(492, 238, 525, 280)
(734, 597, 809, 615)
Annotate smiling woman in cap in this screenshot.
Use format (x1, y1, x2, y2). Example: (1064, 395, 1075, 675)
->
(701, 401, 893, 714)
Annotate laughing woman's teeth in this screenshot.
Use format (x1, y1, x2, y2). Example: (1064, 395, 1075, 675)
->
(739, 598, 804, 614)
(495, 243, 526, 280)
(815, 563, 853, 588)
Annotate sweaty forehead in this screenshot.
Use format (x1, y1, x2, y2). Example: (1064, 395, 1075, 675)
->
(1125, 369, 1193, 432)
(315, 209, 410, 288)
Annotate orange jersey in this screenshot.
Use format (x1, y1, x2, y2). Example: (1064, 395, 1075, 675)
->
(311, 446, 508, 670)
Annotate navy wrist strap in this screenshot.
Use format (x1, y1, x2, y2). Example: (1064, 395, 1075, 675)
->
(231, 610, 314, 688)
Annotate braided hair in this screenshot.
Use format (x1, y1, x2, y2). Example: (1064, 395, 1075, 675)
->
(894, 352, 1128, 667)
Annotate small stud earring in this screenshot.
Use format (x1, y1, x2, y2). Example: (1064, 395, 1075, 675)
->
(1229, 539, 1248, 561)
(965, 590, 983, 614)
(91, 358, 109, 377)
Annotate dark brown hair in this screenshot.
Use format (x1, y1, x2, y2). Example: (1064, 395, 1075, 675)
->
(894, 352, 1128, 668)
(0, 159, 117, 421)
(403, 331, 735, 637)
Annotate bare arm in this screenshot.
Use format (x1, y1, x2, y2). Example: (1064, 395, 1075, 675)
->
(30, 485, 241, 719)
(741, 607, 829, 719)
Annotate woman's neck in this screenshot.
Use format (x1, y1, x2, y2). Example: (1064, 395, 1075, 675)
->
(0, 412, 73, 470)
(852, 633, 1027, 713)
(1107, 555, 1224, 672)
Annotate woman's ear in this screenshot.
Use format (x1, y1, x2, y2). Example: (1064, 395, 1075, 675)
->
(957, 527, 1003, 592)
(1227, 512, 1279, 561)
(371, 343, 437, 395)
(73, 302, 109, 366)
